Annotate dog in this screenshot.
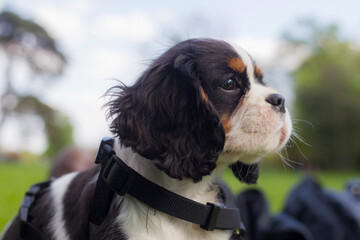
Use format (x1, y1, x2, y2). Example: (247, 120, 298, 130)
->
(2, 38, 292, 240)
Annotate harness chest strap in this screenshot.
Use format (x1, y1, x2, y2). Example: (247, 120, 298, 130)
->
(17, 137, 246, 239)
(89, 137, 246, 238)
(18, 180, 52, 240)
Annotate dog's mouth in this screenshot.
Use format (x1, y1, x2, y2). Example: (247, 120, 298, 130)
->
(254, 113, 292, 154)
(222, 106, 292, 165)
(280, 127, 287, 144)
(272, 113, 292, 152)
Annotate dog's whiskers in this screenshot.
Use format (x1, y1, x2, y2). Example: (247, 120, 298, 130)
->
(291, 130, 311, 147)
(292, 118, 315, 128)
(289, 129, 310, 160)
(278, 152, 303, 169)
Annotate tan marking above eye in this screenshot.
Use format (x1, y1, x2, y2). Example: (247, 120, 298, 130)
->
(255, 66, 263, 79)
(228, 58, 246, 73)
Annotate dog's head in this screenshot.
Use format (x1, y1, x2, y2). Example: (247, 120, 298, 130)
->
(107, 39, 292, 183)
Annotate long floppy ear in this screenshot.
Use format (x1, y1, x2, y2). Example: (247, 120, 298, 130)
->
(107, 53, 225, 182)
(230, 162, 259, 184)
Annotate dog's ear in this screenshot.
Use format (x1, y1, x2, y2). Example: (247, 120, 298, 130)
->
(230, 162, 259, 184)
(107, 53, 225, 182)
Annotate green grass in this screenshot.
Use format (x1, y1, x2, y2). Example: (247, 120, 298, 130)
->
(0, 162, 48, 233)
(0, 162, 358, 234)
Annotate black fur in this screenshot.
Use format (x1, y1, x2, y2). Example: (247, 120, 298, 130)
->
(106, 39, 235, 182)
(106, 39, 259, 183)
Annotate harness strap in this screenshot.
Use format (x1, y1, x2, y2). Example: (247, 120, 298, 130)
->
(102, 153, 245, 231)
(16, 137, 245, 239)
(88, 137, 116, 240)
(18, 180, 52, 240)
(89, 137, 245, 238)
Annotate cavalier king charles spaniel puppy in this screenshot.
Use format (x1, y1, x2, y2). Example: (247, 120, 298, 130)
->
(2, 38, 292, 240)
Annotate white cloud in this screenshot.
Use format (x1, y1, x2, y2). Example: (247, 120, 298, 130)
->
(67, 0, 93, 15)
(88, 48, 131, 76)
(277, 44, 311, 71)
(42, 46, 146, 149)
(33, 2, 91, 48)
(69, 95, 110, 149)
(228, 36, 311, 71)
(92, 13, 157, 42)
(45, 89, 111, 150)
(229, 36, 279, 65)
(84, 47, 144, 85)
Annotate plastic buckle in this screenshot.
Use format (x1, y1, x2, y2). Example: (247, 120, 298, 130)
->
(102, 155, 134, 196)
(95, 137, 115, 164)
(19, 197, 31, 222)
(19, 203, 29, 237)
(201, 202, 221, 231)
(19, 185, 41, 237)
(19, 186, 41, 221)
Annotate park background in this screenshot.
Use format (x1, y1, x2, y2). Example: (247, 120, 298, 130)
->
(0, 0, 360, 233)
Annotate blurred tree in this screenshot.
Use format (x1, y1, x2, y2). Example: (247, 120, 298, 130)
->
(0, 10, 72, 157)
(12, 96, 74, 157)
(284, 20, 360, 170)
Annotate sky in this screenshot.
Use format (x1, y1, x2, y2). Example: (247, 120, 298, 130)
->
(1, 0, 360, 153)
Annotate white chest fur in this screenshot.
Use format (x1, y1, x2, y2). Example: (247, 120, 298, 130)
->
(113, 142, 233, 240)
(116, 195, 232, 240)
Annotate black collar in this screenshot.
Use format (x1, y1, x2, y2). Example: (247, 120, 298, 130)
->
(89, 137, 245, 238)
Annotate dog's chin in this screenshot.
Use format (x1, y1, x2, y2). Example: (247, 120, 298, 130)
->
(221, 111, 292, 165)
(260, 113, 292, 154)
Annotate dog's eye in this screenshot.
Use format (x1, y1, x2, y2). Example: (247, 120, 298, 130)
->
(221, 79, 237, 90)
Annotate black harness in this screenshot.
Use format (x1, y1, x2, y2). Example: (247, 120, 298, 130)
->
(18, 180, 52, 240)
(18, 137, 246, 239)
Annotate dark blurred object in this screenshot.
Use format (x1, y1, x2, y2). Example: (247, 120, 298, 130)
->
(346, 180, 360, 200)
(236, 177, 360, 240)
(284, 177, 360, 240)
(343, 180, 360, 223)
(237, 189, 271, 240)
(50, 147, 95, 178)
(283, 20, 360, 170)
(237, 189, 312, 240)
(0, 151, 19, 162)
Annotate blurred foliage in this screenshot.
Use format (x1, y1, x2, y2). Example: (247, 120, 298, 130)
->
(0, 10, 72, 157)
(13, 96, 74, 157)
(284, 20, 360, 170)
(0, 10, 66, 76)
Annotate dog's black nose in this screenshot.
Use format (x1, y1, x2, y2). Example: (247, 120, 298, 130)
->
(266, 94, 286, 113)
